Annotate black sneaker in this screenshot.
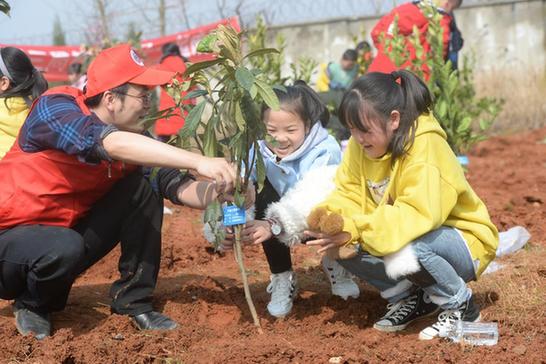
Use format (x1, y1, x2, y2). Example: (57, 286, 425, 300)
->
(13, 306, 51, 340)
(373, 289, 439, 332)
(419, 294, 481, 340)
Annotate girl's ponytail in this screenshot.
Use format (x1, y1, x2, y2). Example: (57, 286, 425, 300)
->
(29, 68, 48, 100)
(386, 69, 432, 161)
(391, 69, 432, 120)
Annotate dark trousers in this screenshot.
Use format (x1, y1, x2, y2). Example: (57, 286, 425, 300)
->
(0, 172, 163, 315)
(255, 179, 292, 274)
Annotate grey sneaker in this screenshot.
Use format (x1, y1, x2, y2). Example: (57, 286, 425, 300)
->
(266, 270, 298, 318)
(322, 255, 360, 300)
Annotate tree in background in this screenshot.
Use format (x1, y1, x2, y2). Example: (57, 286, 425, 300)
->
(125, 22, 142, 48)
(52, 15, 66, 46)
(247, 15, 317, 86)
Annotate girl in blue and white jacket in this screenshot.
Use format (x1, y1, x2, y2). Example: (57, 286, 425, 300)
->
(233, 81, 360, 318)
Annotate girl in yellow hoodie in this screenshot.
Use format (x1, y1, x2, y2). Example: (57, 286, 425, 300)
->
(306, 70, 498, 340)
(0, 46, 48, 159)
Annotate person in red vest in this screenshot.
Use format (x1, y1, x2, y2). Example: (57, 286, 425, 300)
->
(154, 42, 192, 139)
(368, 0, 463, 77)
(0, 44, 238, 340)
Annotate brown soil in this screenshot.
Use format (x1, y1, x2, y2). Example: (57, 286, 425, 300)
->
(1, 128, 545, 363)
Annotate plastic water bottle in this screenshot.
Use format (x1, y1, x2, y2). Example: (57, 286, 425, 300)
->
(442, 319, 499, 346)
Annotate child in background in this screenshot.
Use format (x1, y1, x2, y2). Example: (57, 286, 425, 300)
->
(0, 46, 48, 159)
(356, 41, 373, 74)
(225, 81, 360, 318)
(154, 42, 192, 140)
(316, 49, 359, 92)
(67, 62, 86, 90)
(306, 70, 498, 340)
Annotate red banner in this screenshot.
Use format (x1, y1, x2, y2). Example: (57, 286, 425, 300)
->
(0, 17, 240, 82)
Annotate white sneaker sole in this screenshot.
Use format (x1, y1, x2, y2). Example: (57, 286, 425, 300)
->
(418, 313, 482, 340)
(333, 292, 360, 300)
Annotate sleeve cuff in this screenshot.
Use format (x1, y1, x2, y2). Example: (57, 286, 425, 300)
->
(342, 216, 360, 245)
(94, 124, 120, 161)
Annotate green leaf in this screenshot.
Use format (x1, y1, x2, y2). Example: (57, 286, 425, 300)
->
(436, 100, 447, 119)
(456, 116, 472, 134)
(183, 89, 208, 100)
(235, 67, 255, 92)
(204, 200, 222, 223)
(249, 84, 258, 99)
(179, 100, 206, 138)
(196, 33, 218, 53)
(184, 58, 223, 76)
(255, 79, 280, 110)
(264, 134, 279, 147)
(234, 191, 245, 208)
(479, 119, 490, 131)
(243, 47, 280, 60)
(254, 147, 266, 193)
(228, 130, 244, 148)
(234, 102, 246, 131)
(216, 26, 240, 63)
(203, 115, 219, 157)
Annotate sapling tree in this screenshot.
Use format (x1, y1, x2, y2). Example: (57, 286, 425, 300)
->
(167, 24, 280, 332)
(380, 3, 503, 155)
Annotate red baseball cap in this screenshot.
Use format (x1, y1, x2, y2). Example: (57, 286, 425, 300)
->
(84, 44, 175, 98)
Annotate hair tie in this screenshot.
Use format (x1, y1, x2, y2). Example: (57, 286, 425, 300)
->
(391, 72, 402, 85)
(0, 48, 15, 82)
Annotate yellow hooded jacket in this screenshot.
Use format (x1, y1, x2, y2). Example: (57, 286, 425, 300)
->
(320, 113, 498, 277)
(0, 97, 30, 159)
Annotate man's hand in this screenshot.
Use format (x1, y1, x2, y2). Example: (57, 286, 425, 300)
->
(222, 183, 255, 208)
(196, 157, 237, 194)
(242, 220, 273, 245)
(304, 230, 351, 255)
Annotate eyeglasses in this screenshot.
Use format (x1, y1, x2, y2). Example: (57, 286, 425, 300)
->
(113, 91, 152, 104)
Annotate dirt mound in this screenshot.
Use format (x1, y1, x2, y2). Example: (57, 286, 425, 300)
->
(1, 127, 545, 363)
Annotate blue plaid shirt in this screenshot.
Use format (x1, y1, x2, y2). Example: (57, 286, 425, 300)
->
(19, 94, 109, 162)
(18, 93, 191, 203)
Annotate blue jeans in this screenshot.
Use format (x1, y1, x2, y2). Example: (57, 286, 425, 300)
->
(339, 226, 476, 309)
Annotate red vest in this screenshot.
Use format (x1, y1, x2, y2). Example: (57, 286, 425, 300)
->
(0, 86, 136, 229)
(368, 2, 452, 78)
(154, 55, 193, 136)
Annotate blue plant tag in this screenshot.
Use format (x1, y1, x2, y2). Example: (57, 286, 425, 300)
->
(457, 155, 469, 166)
(223, 205, 246, 226)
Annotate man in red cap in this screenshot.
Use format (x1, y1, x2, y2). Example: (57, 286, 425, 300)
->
(0, 44, 238, 339)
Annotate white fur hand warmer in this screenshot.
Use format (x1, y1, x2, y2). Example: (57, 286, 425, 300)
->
(264, 165, 338, 247)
